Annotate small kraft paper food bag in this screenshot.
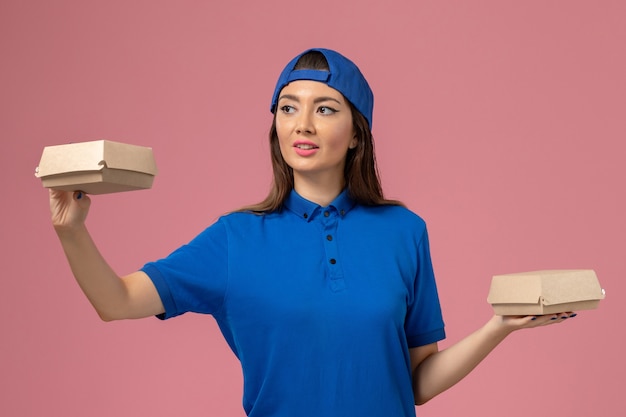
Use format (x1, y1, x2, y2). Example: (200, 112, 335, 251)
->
(36, 140, 158, 195)
(487, 269, 605, 316)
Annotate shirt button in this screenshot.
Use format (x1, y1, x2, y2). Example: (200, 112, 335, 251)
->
(329, 258, 337, 264)
(303, 213, 308, 219)
(326, 235, 333, 241)
(340, 209, 345, 216)
(324, 211, 330, 217)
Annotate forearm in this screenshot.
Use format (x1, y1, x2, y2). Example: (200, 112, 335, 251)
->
(413, 316, 511, 404)
(56, 224, 129, 321)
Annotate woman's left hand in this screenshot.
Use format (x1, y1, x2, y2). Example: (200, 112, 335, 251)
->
(496, 312, 577, 332)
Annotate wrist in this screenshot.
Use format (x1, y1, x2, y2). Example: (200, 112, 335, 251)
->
(54, 222, 89, 240)
(484, 315, 515, 340)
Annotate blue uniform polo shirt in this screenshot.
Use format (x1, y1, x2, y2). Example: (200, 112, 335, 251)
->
(142, 189, 445, 417)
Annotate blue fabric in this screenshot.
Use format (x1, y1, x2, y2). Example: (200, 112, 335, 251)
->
(270, 48, 375, 128)
(142, 189, 445, 417)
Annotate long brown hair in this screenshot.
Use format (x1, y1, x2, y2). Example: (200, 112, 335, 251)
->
(239, 51, 402, 213)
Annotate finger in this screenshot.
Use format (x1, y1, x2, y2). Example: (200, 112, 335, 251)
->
(537, 313, 572, 327)
(557, 312, 577, 320)
(73, 190, 92, 208)
(552, 312, 575, 321)
(74, 190, 90, 202)
(501, 315, 543, 329)
(49, 189, 71, 200)
(530, 315, 558, 326)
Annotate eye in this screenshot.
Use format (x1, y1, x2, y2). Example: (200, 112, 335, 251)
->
(318, 106, 338, 115)
(280, 105, 296, 114)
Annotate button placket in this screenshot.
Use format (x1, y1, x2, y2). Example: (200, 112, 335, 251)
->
(321, 208, 345, 291)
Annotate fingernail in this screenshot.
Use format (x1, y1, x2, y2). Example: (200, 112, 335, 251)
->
(569, 313, 577, 318)
(551, 317, 558, 320)
(76, 192, 82, 200)
(531, 317, 537, 321)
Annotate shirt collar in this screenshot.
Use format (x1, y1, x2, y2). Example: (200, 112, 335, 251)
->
(285, 189, 356, 222)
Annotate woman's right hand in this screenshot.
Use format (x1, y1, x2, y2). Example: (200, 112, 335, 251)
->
(48, 189, 165, 320)
(50, 190, 91, 231)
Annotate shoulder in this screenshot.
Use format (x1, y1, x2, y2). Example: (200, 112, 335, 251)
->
(214, 210, 287, 232)
(348, 204, 430, 246)
(186, 212, 266, 248)
(219, 210, 283, 224)
(353, 204, 427, 229)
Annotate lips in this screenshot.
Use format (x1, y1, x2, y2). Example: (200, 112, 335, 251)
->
(293, 140, 319, 156)
(293, 141, 319, 150)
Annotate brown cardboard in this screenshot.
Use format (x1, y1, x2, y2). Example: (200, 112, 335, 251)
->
(487, 269, 605, 315)
(35, 140, 157, 194)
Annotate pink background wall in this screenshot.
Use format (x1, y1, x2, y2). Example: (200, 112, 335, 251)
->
(1, 1, 624, 416)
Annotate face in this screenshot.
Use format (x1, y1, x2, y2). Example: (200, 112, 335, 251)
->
(275, 80, 356, 185)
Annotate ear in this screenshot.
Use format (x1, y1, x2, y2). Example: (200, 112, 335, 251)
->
(349, 135, 358, 149)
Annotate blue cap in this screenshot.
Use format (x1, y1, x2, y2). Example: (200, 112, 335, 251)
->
(270, 48, 374, 128)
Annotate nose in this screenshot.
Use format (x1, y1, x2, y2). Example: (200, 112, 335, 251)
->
(295, 110, 315, 135)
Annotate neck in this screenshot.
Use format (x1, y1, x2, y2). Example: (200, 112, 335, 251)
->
(293, 172, 345, 207)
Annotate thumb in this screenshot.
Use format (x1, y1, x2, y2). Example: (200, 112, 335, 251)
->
(74, 190, 91, 208)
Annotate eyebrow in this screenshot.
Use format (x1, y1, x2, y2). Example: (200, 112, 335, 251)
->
(278, 94, 342, 105)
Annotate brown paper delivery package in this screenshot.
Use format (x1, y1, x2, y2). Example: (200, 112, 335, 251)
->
(487, 269, 605, 315)
(36, 140, 157, 195)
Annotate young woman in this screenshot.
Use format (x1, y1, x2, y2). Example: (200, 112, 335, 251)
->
(50, 48, 574, 417)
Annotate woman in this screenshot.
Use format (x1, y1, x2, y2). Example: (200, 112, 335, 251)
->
(50, 48, 573, 417)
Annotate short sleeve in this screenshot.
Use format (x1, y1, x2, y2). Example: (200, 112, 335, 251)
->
(141, 219, 229, 319)
(405, 227, 446, 347)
